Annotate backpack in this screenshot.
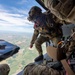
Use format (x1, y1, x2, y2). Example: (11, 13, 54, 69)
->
(44, 11, 63, 37)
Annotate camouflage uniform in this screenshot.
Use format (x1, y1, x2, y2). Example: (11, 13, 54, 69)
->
(31, 24, 61, 55)
(31, 29, 49, 55)
(41, 0, 75, 24)
(23, 63, 64, 75)
(28, 6, 63, 61)
(31, 11, 62, 55)
(0, 64, 10, 75)
(23, 29, 75, 75)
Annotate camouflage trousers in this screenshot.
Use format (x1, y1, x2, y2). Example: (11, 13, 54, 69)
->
(0, 64, 10, 75)
(35, 35, 61, 55)
(23, 63, 64, 75)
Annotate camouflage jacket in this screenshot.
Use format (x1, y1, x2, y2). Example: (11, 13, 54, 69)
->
(30, 13, 63, 44)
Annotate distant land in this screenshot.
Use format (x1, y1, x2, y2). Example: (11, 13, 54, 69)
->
(0, 24, 75, 75)
(0, 31, 46, 75)
(0, 30, 33, 36)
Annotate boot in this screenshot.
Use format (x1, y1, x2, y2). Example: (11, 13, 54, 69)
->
(34, 54, 43, 62)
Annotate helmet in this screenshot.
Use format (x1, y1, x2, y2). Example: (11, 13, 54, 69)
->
(27, 6, 42, 21)
(0, 64, 10, 75)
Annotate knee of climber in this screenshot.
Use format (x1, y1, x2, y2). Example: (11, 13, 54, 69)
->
(35, 40, 43, 55)
(35, 40, 41, 48)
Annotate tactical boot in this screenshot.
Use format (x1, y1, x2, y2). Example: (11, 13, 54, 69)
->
(34, 54, 43, 62)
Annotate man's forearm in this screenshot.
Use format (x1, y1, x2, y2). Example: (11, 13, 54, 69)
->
(61, 59, 75, 75)
(31, 29, 39, 44)
(31, 33, 38, 44)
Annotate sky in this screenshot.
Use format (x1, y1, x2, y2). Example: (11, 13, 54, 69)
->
(0, 0, 44, 33)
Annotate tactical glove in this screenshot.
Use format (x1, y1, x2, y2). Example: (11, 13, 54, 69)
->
(30, 44, 33, 48)
(57, 47, 66, 61)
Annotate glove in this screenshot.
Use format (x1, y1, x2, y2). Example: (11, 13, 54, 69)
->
(57, 47, 66, 61)
(30, 44, 33, 48)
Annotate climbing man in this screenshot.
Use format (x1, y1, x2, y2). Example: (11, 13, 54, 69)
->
(27, 6, 63, 62)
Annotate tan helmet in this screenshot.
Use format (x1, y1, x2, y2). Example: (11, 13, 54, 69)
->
(27, 6, 42, 21)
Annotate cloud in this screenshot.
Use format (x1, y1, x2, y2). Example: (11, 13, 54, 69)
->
(17, 0, 27, 5)
(0, 25, 33, 33)
(0, 8, 32, 26)
(0, 5, 34, 32)
(11, 7, 29, 15)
